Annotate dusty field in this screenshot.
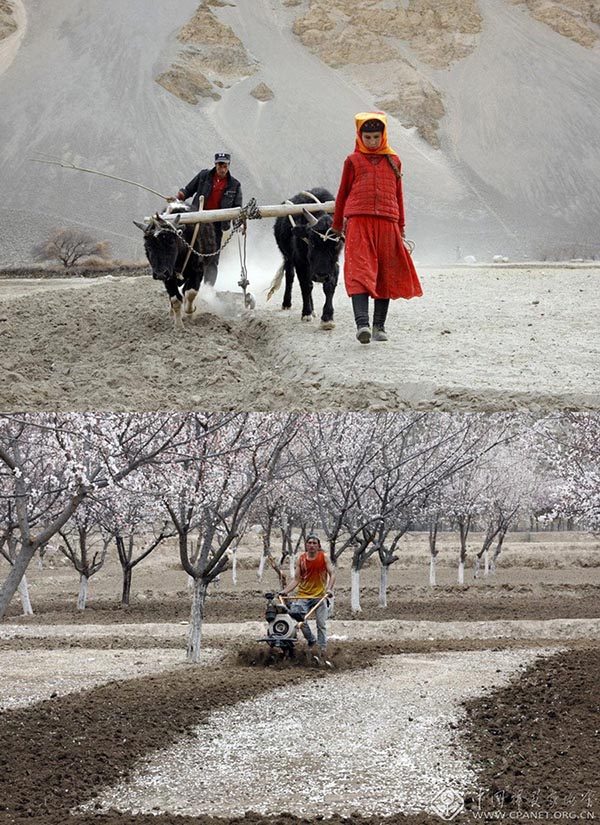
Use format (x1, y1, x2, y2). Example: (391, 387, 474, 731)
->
(1, 531, 599, 824)
(0, 263, 599, 412)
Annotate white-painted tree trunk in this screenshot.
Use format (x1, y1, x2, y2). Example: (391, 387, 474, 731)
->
(18, 575, 33, 616)
(458, 560, 465, 585)
(187, 578, 208, 664)
(289, 553, 295, 579)
(484, 549, 489, 576)
(474, 557, 481, 579)
(187, 573, 195, 592)
(257, 553, 266, 582)
(231, 551, 237, 585)
(351, 568, 362, 613)
(77, 574, 89, 611)
(378, 565, 388, 608)
(429, 555, 437, 587)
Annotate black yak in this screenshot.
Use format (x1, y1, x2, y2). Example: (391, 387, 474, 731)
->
(272, 188, 343, 329)
(134, 209, 217, 329)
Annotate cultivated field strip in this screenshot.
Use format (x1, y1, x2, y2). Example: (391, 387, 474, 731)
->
(85, 650, 553, 819)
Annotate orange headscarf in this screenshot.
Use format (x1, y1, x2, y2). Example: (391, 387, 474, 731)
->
(354, 111, 396, 156)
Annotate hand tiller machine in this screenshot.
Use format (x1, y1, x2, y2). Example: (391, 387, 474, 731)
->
(258, 592, 328, 657)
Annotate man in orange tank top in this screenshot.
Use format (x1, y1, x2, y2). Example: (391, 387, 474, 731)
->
(280, 534, 335, 655)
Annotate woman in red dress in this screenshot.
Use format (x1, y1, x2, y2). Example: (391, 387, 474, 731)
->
(332, 111, 422, 343)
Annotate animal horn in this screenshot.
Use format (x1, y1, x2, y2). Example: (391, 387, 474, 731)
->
(284, 200, 297, 228)
(299, 190, 322, 204)
(133, 220, 148, 231)
(302, 208, 318, 226)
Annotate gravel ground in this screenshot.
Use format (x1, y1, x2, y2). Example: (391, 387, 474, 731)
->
(85, 649, 554, 819)
(0, 647, 225, 711)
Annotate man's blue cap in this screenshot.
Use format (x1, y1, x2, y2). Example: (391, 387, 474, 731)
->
(214, 152, 231, 164)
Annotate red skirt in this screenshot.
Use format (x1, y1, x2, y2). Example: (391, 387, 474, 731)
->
(344, 216, 423, 300)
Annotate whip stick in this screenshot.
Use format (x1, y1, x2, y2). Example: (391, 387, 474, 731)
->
(30, 154, 171, 200)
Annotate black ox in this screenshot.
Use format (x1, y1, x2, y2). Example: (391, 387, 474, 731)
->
(273, 187, 343, 329)
(134, 210, 217, 329)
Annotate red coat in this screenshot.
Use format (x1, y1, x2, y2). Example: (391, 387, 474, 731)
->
(333, 152, 422, 300)
(333, 151, 405, 230)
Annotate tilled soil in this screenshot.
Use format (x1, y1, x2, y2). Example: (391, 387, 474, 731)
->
(1, 268, 599, 412)
(3, 547, 600, 822)
(1, 641, 599, 824)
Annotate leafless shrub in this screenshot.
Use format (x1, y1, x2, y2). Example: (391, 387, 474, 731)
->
(32, 228, 111, 269)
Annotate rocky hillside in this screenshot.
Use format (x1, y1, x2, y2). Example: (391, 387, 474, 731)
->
(0, 0, 16, 41)
(160, 1, 600, 155)
(510, 0, 600, 47)
(290, 0, 482, 148)
(155, 1, 257, 105)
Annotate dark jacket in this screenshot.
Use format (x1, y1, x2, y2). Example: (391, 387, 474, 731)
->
(179, 168, 243, 231)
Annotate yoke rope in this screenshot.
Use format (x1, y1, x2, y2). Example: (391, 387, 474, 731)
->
(156, 198, 263, 303)
(176, 222, 200, 281)
(232, 199, 261, 308)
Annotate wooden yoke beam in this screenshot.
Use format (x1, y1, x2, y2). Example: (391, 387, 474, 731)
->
(146, 200, 335, 225)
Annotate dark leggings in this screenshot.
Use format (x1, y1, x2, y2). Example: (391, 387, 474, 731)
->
(351, 294, 390, 329)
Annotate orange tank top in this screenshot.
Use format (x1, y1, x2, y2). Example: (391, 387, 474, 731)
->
(297, 551, 328, 598)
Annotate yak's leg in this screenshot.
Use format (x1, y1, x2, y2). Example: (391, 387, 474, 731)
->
(184, 271, 202, 315)
(183, 288, 198, 315)
(204, 262, 218, 288)
(170, 296, 184, 329)
(295, 262, 314, 322)
(282, 258, 295, 310)
(320, 277, 337, 330)
(165, 280, 184, 329)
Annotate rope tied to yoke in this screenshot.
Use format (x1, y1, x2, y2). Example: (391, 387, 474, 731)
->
(232, 199, 262, 307)
(178, 199, 262, 306)
(232, 197, 262, 232)
(172, 199, 263, 297)
(169, 198, 263, 262)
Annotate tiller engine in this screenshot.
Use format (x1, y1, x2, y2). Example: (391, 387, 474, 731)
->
(258, 592, 307, 656)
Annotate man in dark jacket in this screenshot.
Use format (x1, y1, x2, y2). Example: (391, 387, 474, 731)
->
(176, 152, 243, 286)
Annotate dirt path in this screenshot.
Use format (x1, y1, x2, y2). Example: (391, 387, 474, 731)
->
(1, 266, 599, 411)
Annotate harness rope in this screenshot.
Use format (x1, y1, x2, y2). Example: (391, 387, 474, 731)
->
(233, 198, 261, 307)
(163, 198, 262, 301)
(176, 222, 200, 281)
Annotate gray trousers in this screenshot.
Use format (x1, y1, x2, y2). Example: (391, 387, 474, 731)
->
(291, 597, 327, 650)
(204, 226, 222, 287)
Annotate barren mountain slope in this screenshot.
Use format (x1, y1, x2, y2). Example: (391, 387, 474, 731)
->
(509, 0, 600, 47)
(0, 0, 599, 264)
